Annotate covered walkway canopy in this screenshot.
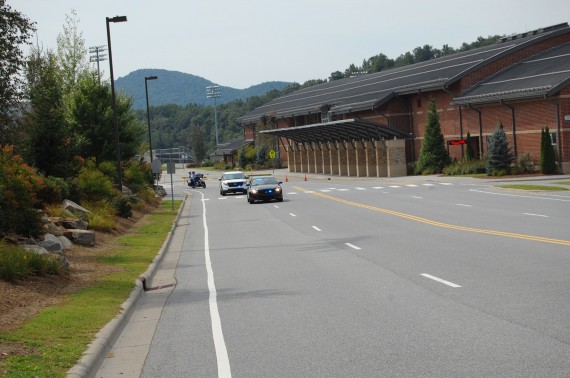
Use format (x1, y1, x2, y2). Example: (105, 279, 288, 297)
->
(259, 119, 411, 147)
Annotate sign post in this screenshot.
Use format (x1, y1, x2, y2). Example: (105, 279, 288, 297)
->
(269, 149, 276, 174)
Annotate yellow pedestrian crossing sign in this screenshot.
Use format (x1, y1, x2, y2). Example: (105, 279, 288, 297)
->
(269, 149, 276, 159)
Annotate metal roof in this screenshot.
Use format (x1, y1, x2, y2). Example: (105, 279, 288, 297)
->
(237, 23, 570, 124)
(453, 42, 570, 105)
(259, 119, 411, 145)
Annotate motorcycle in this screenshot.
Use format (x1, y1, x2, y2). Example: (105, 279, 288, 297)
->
(188, 173, 207, 188)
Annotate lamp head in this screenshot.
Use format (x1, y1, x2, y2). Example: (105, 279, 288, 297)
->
(108, 15, 127, 23)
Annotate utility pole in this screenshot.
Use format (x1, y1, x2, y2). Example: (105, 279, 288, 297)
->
(89, 45, 107, 83)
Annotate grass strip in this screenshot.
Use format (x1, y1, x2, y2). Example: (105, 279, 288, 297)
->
(553, 181, 570, 185)
(0, 200, 182, 377)
(498, 184, 568, 191)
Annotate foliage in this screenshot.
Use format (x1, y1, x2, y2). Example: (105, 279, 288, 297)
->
(516, 153, 537, 174)
(443, 159, 487, 175)
(464, 131, 473, 161)
(84, 200, 116, 231)
(123, 160, 151, 193)
(74, 165, 115, 202)
(189, 124, 207, 163)
(415, 100, 451, 174)
(487, 123, 515, 175)
(256, 144, 268, 166)
(70, 73, 144, 164)
(97, 160, 118, 182)
(540, 127, 557, 174)
(36, 175, 71, 205)
(56, 9, 88, 94)
(23, 49, 77, 178)
(112, 195, 133, 218)
(0, 145, 45, 237)
(239, 144, 258, 168)
(0, 1, 36, 138)
(0, 243, 67, 282)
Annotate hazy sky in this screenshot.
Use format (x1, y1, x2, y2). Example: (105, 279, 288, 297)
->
(13, 0, 570, 89)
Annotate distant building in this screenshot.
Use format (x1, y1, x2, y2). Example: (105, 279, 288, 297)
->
(238, 23, 570, 176)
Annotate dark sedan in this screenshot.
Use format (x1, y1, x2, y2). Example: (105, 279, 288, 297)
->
(246, 176, 284, 204)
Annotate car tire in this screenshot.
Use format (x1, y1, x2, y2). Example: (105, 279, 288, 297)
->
(248, 196, 254, 204)
(278, 197, 283, 202)
(221, 189, 225, 196)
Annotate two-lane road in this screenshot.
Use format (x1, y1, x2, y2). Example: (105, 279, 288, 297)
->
(106, 175, 570, 377)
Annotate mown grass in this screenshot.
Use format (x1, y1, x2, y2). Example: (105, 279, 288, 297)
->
(553, 181, 570, 185)
(0, 200, 182, 377)
(498, 184, 568, 191)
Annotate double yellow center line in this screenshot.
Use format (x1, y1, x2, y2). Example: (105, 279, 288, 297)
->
(293, 186, 570, 247)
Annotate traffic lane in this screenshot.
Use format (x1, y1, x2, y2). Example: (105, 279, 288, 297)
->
(271, 187, 570, 345)
(205, 193, 570, 376)
(293, 182, 570, 242)
(141, 193, 217, 378)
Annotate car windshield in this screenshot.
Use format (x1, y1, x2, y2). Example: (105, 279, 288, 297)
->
(223, 173, 245, 180)
(251, 177, 278, 186)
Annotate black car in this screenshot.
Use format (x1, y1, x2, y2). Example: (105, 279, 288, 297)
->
(246, 175, 284, 204)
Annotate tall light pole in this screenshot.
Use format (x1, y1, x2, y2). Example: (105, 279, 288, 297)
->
(106, 15, 127, 191)
(145, 76, 158, 163)
(206, 85, 221, 145)
(89, 45, 107, 84)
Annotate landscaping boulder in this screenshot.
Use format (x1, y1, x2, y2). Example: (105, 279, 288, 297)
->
(38, 233, 63, 254)
(22, 245, 49, 255)
(57, 235, 73, 250)
(44, 221, 64, 236)
(61, 218, 88, 230)
(64, 229, 96, 246)
(63, 200, 92, 220)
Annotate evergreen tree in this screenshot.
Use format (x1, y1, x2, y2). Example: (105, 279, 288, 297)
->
(540, 127, 557, 174)
(487, 123, 515, 175)
(415, 100, 451, 174)
(0, 1, 36, 140)
(464, 131, 473, 161)
(23, 50, 76, 178)
(190, 124, 207, 163)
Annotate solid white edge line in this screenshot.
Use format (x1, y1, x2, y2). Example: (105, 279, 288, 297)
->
(420, 273, 461, 288)
(312, 226, 322, 231)
(201, 193, 232, 377)
(345, 243, 361, 250)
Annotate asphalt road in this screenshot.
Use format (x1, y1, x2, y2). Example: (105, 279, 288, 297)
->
(96, 172, 570, 377)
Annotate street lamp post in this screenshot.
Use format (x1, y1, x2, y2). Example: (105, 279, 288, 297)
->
(106, 15, 127, 191)
(145, 75, 158, 188)
(206, 85, 221, 145)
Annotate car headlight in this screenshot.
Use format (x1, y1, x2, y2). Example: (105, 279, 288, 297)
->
(250, 189, 258, 193)
(221, 181, 228, 185)
(275, 187, 281, 192)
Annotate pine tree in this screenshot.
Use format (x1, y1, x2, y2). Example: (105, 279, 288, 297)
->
(540, 127, 557, 174)
(487, 123, 515, 175)
(415, 100, 451, 174)
(464, 131, 473, 161)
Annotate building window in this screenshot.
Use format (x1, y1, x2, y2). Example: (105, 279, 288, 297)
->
(550, 132, 557, 145)
(321, 110, 329, 123)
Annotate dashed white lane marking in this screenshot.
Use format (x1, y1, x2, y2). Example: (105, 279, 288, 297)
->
(338, 189, 349, 191)
(406, 184, 418, 187)
(274, 205, 279, 208)
(524, 212, 549, 218)
(345, 243, 361, 250)
(420, 273, 461, 288)
(422, 184, 435, 187)
(289, 213, 296, 217)
(355, 187, 366, 190)
(440, 183, 453, 186)
(287, 192, 298, 195)
(389, 185, 401, 188)
(312, 226, 322, 231)
(320, 189, 332, 192)
(200, 193, 232, 377)
(373, 187, 384, 189)
(457, 204, 472, 207)
(412, 196, 423, 199)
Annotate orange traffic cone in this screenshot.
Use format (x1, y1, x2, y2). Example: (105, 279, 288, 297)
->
(304, 174, 307, 181)
(285, 175, 288, 182)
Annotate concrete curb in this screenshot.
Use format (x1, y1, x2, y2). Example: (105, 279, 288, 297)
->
(67, 194, 189, 378)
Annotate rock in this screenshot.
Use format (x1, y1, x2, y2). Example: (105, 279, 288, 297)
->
(57, 235, 73, 250)
(44, 221, 64, 236)
(38, 234, 63, 254)
(63, 200, 92, 219)
(22, 245, 49, 255)
(64, 229, 96, 246)
(61, 218, 88, 230)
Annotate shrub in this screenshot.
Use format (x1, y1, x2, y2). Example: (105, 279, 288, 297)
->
(487, 123, 515, 175)
(540, 127, 557, 174)
(124, 161, 151, 193)
(112, 195, 132, 218)
(98, 161, 118, 182)
(37, 176, 70, 205)
(85, 200, 116, 231)
(443, 159, 487, 175)
(0, 145, 45, 237)
(517, 153, 537, 174)
(0, 243, 67, 282)
(74, 166, 115, 202)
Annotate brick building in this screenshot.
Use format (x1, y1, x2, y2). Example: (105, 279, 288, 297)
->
(238, 23, 570, 176)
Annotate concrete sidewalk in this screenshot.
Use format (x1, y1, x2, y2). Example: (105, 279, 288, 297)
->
(68, 193, 191, 378)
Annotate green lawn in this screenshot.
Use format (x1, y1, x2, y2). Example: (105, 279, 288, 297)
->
(0, 200, 182, 377)
(498, 184, 568, 191)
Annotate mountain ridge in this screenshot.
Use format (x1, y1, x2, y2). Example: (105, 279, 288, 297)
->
(115, 68, 291, 109)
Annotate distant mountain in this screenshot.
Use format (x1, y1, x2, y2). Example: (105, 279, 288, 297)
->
(115, 69, 291, 109)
